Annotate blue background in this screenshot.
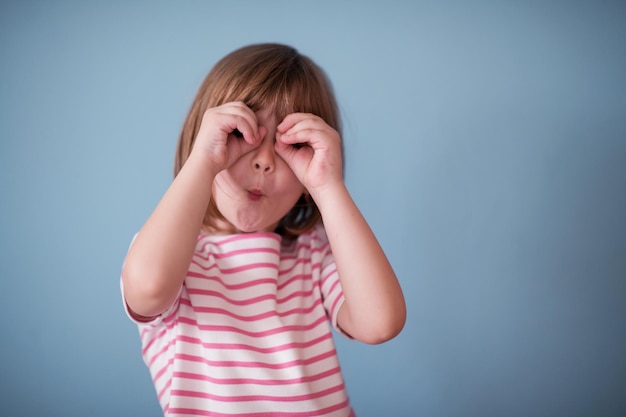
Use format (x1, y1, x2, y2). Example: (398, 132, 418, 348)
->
(1, 1, 625, 416)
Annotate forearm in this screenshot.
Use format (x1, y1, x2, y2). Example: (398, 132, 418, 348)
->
(313, 184, 406, 344)
(122, 152, 219, 317)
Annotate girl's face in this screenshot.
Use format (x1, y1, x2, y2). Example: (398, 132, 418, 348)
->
(211, 108, 305, 234)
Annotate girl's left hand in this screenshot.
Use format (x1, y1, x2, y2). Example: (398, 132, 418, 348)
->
(275, 113, 343, 195)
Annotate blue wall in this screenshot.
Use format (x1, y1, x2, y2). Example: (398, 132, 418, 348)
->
(1, 1, 625, 416)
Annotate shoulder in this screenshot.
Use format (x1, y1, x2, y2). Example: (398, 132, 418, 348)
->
(288, 223, 329, 248)
(286, 223, 332, 262)
(311, 223, 330, 249)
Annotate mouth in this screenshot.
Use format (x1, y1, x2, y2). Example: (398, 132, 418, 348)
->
(247, 188, 264, 202)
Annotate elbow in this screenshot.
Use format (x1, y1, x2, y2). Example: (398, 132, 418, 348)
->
(362, 309, 406, 345)
(121, 262, 176, 318)
(342, 301, 407, 345)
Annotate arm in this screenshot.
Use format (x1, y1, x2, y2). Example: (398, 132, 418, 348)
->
(275, 114, 406, 344)
(316, 184, 406, 344)
(122, 152, 219, 318)
(122, 102, 263, 318)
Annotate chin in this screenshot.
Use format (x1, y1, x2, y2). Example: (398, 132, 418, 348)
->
(226, 208, 281, 234)
(232, 219, 275, 234)
(243, 225, 276, 234)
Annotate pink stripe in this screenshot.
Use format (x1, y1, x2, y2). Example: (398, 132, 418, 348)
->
(206, 232, 282, 246)
(173, 366, 340, 385)
(271, 239, 328, 258)
(185, 288, 316, 306)
(177, 315, 327, 338)
(168, 399, 349, 417)
(152, 353, 173, 383)
(320, 266, 338, 288)
(277, 258, 310, 275)
(276, 272, 310, 290)
(191, 260, 279, 274)
(327, 279, 340, 296)
(216, 262, 279, 274)
(292, 241, 312, 252)
(171, 382, 344, 403)
(185, 290, 276, 306)
(186, 272, 277, 290)
(330, 293, 344, 317)
(195, 246, 280, 262)
(277, 251, 299, 262)
(195, 236, 322, 265)
(180, 297, 322, 321)
(157, 377, 172, 401)
(174, 333, 332, 354)
(173, 348, 337, 370)
(279, 241, 323, 260)
(278, 289, 316, 304)
(145, 333, 177, 369)
(141, 326, 168, 356)
(188, 270, 312, 293)
(146, 338, 173, 367)
(289, 238, 328, 255)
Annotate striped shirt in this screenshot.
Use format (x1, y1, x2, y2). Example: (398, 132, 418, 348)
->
(123, 224, 355, 416)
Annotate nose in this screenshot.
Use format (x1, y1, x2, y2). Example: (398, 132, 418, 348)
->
(251, 136, 275, 174)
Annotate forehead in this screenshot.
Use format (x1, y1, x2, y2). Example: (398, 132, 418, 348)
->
(245, 94, 300, 125)
(254, 106, 279, 126)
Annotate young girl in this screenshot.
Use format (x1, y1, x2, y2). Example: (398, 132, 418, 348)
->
(121, 43, 406, 416)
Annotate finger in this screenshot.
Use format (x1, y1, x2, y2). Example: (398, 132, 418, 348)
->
(274, 140, 295, 159)
(224, 114, 261, 146)
(277, 112, 316, 133)
(221, 102, 261, 142)
(275, 139, 313, 167)
(277, 128, 322, 148)
(257, 126, 267, 143)
(280, 116, 332, 139)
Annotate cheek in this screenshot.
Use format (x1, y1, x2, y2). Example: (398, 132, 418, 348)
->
(211, 176, 239, 218)
(213, 167, 244, 198)
(280, 169, 306, 197)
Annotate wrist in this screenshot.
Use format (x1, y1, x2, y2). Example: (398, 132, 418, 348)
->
(184, 149, 223, 179)
(310, 181, 350, 212)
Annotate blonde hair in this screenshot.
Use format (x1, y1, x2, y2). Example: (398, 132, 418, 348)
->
(174, 43, 342, 238)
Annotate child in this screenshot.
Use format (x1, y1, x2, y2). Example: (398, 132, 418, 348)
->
(121, 43, 406, 416)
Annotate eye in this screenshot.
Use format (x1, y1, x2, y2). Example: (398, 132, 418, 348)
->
(292, 143, 304, 149)
(232, 129, 243, 138)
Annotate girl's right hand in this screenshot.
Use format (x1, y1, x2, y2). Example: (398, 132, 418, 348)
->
(192, 102, 266, 172)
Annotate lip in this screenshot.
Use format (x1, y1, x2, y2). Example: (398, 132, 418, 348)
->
(247, 189, 264, 202)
